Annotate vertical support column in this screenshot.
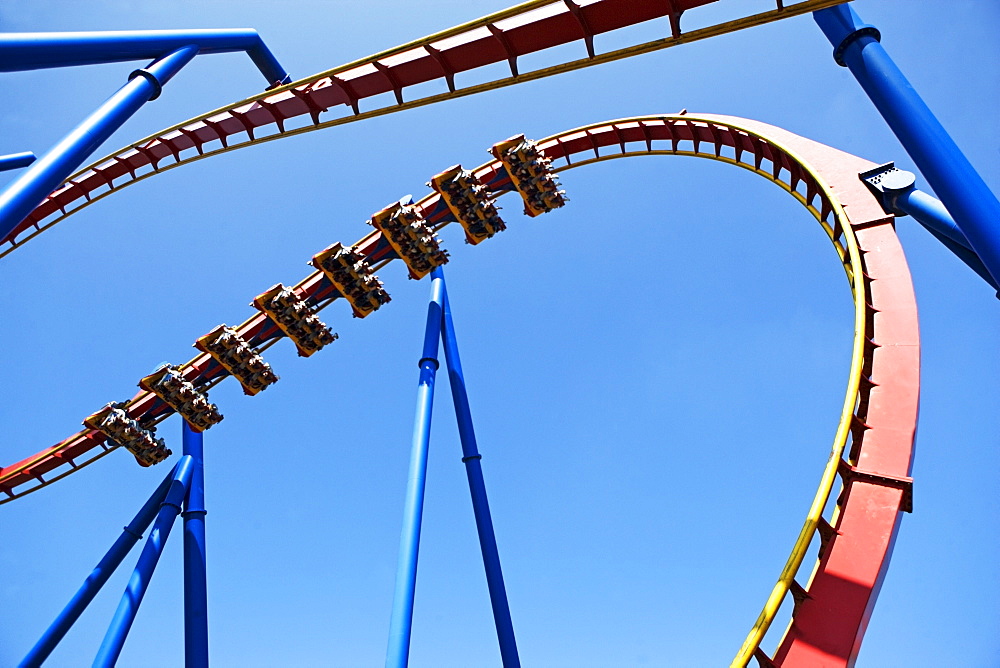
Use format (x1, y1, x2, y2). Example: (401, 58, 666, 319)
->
(21, 471, 174, 667)
(183, 421, 209, 668)
(439, 276, 520, 668)
(94, 455, 194, 667)
(814, 4, 1000, 286)
(386, 272, 445, 668)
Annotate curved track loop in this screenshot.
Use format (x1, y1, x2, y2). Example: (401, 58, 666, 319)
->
(0, 114, 918, 666)
(0, 0, 848, 257)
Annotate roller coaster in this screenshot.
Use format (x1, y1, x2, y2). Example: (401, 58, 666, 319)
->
(1, 1, 996, 666)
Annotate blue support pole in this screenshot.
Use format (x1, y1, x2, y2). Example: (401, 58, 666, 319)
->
(894, 190, 999, 292)
(19, 470, 175, 668)
(0, 45, 198, 242)
(0, 152, 36, 173)
(182, 422, 209, 668)
(814, 3, 1000, 288)
(93, 455, 194, 667)
(385, 272, 445, 668)
(439, 276, 521, 668)
(894, 188, 972, 251)
(0, 30, 289, 85)
(859, 162, 998, 292)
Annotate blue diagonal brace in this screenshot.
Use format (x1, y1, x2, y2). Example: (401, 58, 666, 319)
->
(439, 273, 520, 668)
(93, 455, 194, 667)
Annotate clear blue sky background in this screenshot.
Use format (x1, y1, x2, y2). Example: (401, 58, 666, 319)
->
(1, 1, 997, 666)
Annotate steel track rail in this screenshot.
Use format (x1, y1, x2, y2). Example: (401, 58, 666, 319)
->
(0, 0, 848, 257)
(0, 114, 918, 666)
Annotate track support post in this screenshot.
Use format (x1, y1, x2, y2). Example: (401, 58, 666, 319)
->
(859, 162, 999, 292)
(0, 44, 198, 242)
(19, 471, 175, 667)
(814, 3, 1000, 287)
(0, 29, 291, 244)
(440, 274, 520, 668)
(386, 272, 445, 668)
(182, 421, 210, 667)
(93, 455, 194, 667)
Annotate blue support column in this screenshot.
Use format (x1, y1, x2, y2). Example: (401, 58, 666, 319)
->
(859, 162, 999, 292)
(385, 272, 445, 668)
(93, 455, 194, 667)
(894, 190, 999, 292)
(182, 422, 209, 668)
(439, 276, 520, 668)
(0, 29, 290, 243)
(0, 45, 198, 241)
(0, 152, 36, 173)
(814, 3, 1000, 287)
(20, 470, 175, 668)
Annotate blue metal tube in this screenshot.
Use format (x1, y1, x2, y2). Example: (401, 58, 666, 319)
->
(93, 455, 194, 668)
(0, 30, 289, 85)
(894, 190, 999, 292)
(918, 225, 999, 293)
(182, 422, 209, 668)
(385, 272, 445, 668)
(0, 152, 36, 173)
(0, 45, 198, 243)
(19, 470, 175, 668)
(814, 4, 1000, 287)
(439, 276, 520, 668)
(893, 188, 970, 251)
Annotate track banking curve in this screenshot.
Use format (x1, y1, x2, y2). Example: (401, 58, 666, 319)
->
(0, 111, 918, 665)
(0, 0, 847, 257)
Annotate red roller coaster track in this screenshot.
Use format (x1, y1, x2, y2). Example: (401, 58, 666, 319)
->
(0, 110, 919, 665)
(1, 0, 933, 664)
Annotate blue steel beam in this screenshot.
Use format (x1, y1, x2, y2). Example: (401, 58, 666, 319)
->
(0, 152, 36, 173)
(93, 455, 194, 667)
(439, 273, 520, 668)
(0, 45, 198, 243)
(0, 30, 289, 85)
(893, 190, 999, 292)
(894, 188, 971, 251)
(919, 224, 999, 294)
(182, 422, 209, 668)
(0, 29, 290, 246)
(814, 3, 1000, 288)
(386, 272, 445, 668)
(19, 470, 175, 668)
(859, 162, 998, 292)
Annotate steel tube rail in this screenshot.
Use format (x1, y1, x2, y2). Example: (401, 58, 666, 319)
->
(0, 44, 198, 243)
(0, 152, 36, 172)
(814, 3, 1000, 288)
(19, 470, 175, 668)
(182, 422, 209, 668)
(386, 273, 445, 668)
(94, 455, 194, 667)
(0, 30, 288, 85)
(438, 276, 520, 668)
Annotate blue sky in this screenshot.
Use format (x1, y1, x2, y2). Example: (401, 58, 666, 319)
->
(1, 1, 997, 666)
